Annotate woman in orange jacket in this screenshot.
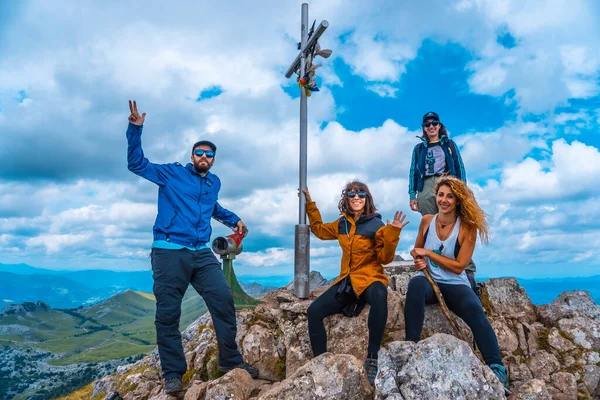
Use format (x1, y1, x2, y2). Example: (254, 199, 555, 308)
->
(302, 180, 409, 386)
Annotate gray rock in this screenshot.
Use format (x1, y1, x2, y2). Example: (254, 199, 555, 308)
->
(557, 316, 600, 351)
(581, 364, 600, 397)
(524, 351, 560, 383)
(204, 368, 255, 400)
(511, 379, 551, 400)
(376, 334, 505, 399)
(93, 376, 117, 398)
(484, 278, 537, 324)
(258, 353, 372, 400)
(550, 372, 577, 399)
(492, 319, 519, 355)
(183, 381, 208, 400)
(538, 290, 600, 326)
(240, 323, 286, 381)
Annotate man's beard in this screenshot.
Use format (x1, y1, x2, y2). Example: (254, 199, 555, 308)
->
(194, 161, 212, 174)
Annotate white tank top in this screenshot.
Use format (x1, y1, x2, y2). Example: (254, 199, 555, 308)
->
(416, 214, 470, 287)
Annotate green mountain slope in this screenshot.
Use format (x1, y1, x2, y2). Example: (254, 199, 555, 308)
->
(0, 289, 208, 365)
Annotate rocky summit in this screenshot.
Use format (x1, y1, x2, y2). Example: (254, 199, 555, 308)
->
(83, 267, 600, 400)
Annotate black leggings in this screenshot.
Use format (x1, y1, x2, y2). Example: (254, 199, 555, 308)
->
(404, 275, 503, 366)
(307, 280, 388, 358)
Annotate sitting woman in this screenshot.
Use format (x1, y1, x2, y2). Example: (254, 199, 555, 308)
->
(302, 181, 409, 386)
(404, 176, 510, 395)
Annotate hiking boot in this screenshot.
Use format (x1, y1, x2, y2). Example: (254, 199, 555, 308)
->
(218, 361, 259, 378)
(490, 363, 511, 395)
(164, 377, 183, 395)
(363, 357, 378, 387)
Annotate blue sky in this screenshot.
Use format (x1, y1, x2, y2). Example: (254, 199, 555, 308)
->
(1, 0, 599, 280)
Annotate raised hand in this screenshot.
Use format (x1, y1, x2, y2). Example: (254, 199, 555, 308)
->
(301, 188, 312, 203)
(387, 211, 409, 230)
(128, 100, 146, 126)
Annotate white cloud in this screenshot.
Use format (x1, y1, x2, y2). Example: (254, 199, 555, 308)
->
(1, 0, 599, 280)
(366, 83, 399, 98)
(241, 248, 292, 268)
(26, 233, 92, 254)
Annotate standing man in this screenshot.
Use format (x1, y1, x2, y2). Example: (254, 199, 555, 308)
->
(126, 100, 258, 395)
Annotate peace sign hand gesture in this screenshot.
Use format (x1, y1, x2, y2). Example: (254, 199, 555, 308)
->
(387, 211, 409, 230)
(128, 100, 146, 126)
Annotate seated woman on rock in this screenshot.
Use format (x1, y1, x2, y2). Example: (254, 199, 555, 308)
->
(404, 176, 510, 394)
(302, 181, 409, 386)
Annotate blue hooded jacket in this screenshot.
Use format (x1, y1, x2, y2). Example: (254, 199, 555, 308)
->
(408, 135, 467, 200)
(126, 123, 240, 248)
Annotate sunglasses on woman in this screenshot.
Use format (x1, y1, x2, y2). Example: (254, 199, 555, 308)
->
(346, 191, 367, 199)
(194, 149, 215, 158)
(422, 121, 440, 128)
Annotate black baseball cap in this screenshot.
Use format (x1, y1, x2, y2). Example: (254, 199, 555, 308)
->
(192, 140, 217, 153)
(422, 111, 440, 123)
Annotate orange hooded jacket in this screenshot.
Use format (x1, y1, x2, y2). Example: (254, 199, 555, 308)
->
(306, 201, 401, 296)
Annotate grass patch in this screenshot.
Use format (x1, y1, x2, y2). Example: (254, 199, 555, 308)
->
(52, 381, 97, 400)
(479, 287, 493, 316)
(273, 356, 286, 380)
(247, 313, 277, 330)
(182, 368, 197, 384)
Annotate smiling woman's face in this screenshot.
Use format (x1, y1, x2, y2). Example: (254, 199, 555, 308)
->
(436, 184, 457, 214)
(346, 187, 366, 214)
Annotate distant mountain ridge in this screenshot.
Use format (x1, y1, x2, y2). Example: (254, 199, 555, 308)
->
(2, 262, 600, 309)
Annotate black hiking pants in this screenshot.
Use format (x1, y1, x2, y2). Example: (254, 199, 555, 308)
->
(151, 248, 242, 379)
(404, 275, 503, 366)
(307, 280, 388, 358)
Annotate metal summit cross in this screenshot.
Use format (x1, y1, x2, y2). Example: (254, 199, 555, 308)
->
(285, 3, 331, 299)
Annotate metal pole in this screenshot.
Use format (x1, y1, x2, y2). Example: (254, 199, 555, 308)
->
(294, 3, 310, 299)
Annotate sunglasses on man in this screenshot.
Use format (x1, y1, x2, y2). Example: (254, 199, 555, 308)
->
(422, 121, 440, 128)
(346, 191, 367, 199)
(194, 149, 215, 158)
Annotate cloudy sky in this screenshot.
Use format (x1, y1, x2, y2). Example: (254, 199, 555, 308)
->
(1, 0, 599, 280)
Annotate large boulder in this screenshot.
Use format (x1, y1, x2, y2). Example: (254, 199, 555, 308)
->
(376, 334, 506, 399)
(483, 278, 537, 324)
(257, 353, 372, 400)
(557, 316, 600, 351)
(204, 369, 255, 400)
(538, 290, 600, 326)
(509, 379, 551, 400)
(524, 350, 560, 383)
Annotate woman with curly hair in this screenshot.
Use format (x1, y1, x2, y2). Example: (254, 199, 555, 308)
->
(302, 181, 409, 386)
(404, 176, 510, 394)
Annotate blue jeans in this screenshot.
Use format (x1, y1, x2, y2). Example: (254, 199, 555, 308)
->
(404, 276, 502, 366)
(151, 248, 242, 379)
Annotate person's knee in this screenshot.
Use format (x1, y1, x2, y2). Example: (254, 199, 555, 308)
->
(407, 277, 428, 296)
(155, 305, 181, 327)
(307, 302, 325, 324)
(368, 283, 388, 309)
(460, 297, 486, 321)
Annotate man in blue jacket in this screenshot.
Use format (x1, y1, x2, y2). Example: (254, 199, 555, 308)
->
(126, 100, 258, 395)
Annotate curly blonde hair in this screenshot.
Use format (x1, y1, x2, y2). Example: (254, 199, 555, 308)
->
(433, 176, 489, 244)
